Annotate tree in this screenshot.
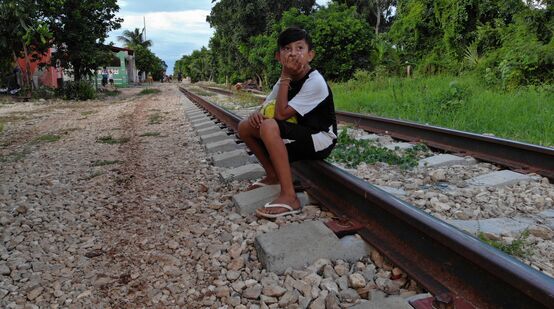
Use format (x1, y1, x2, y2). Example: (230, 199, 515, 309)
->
(332, 0, 396, 34)
(117, 28, 152, 49)
(0, 0, 52, 93)
(134, 45, 166, 79)
(44, 0, 122, 81)
(206, 0, 316, 83)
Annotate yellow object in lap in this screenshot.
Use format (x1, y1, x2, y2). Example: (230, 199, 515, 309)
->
(260, 100, 297, 124)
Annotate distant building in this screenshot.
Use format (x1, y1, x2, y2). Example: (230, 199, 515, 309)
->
(16, 45, 137, 89)
(96, 46, 137, 88)
(16, 48, 64, 89)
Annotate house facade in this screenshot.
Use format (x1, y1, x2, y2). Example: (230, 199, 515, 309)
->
(96, 46, 137, 88)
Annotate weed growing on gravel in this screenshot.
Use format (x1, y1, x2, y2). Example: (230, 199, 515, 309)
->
(235, 92, 263, 108)
(96, 135, 129, 144)
(0, 147, 31, 163)
(91, 160, 121, 166)
(35, 134, 61, 143)
(81, 171, 104, 180)
(148, 113, 162, 125)
(188, 87, 215, 96)
(139, 88, 161, 95)
(104, 90, 120, 97)
(0, 122, 3, 133)
(478, 230, 531, 258)
(81, 111, 97, 116)
(328, 129, 429, 169)
(139, 132, 161, 137)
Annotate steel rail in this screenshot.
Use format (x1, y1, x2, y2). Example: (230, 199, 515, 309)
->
(179, 86, 554, 309)
(336, 111, 554, 180)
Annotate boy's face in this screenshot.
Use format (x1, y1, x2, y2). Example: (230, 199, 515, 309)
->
(276, 39, 314, 67)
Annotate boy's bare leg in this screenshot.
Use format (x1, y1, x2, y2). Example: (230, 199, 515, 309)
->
(257, 119, 300, 214)
(238, 119, 278, 185)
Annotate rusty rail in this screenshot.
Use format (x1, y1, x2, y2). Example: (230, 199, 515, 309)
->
(179, 86, 554, 309)
(336, 111, 554, 180)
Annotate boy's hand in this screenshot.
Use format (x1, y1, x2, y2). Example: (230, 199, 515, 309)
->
(248, 111, 265, 129)
(280, 53, 306, 77)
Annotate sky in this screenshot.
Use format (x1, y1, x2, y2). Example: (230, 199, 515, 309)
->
(106, 0, 331, 74)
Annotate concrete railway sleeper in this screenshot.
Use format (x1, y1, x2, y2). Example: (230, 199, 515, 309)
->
(179, 85, 554, 309)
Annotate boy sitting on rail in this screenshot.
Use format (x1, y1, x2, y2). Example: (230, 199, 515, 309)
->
(238, 27, 337, 219)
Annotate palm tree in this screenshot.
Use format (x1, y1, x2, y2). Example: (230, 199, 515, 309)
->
(117, 28, 152, 48)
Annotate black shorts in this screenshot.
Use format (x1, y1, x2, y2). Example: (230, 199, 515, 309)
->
(276, 120, 335, 162)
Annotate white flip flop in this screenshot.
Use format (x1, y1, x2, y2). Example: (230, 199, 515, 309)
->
(256, 202, 301, 219)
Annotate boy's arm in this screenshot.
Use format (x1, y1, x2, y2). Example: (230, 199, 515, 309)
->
(274, 77, 298, 121)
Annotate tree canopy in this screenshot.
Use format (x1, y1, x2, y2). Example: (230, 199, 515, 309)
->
(177, 0, 552, 89)
(117, 28, 152, 49)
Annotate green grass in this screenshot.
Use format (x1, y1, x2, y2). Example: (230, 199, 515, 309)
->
(331, 75, 554, 146)
(139, 88, 161, 95)
(478, 230, 531, 258)
(81, 111, 97, 116)
(139, 131, 161, 137)
(189, 87, 215, 96)
(96, 135, 129, 144)
(0, 122, 3, 133)
(148, 113, 162, 125)
(35, 134, 61, 143)
(104, 90, 120, 96)
(0, 147, 32, 163)
(91, 160, 121, 166)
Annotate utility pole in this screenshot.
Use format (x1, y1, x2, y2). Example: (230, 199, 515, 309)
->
(143, 16, 146, 41)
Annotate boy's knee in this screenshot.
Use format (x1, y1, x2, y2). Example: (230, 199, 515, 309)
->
(260, 119, 279, 139)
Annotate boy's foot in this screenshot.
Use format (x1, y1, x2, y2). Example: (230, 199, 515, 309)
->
(255, 197, 301, 219)
(246, 177, 278, 191)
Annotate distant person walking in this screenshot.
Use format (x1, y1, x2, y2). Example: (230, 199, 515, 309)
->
(108, 70, 114, 86)
(147, 73, 153, 85)
(101, 67, 108, 87)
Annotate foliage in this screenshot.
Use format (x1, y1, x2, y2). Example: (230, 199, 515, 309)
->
(329, 129, 429, 169)
(478, 230, 531, 258)
(134, 45, 166, 80)
(45, 0, 122, 81)
(332, 0, 397, 34)
(34, 134, 61, 143)
(205, 0, 316, 84)
(139, 88, 161, 95)
(0, 0, 53, 91)
(96, 135, 129, 144)
(117, 28, 152, 49)
(56, 80, 96, 100)
(91, 159, 121, 166)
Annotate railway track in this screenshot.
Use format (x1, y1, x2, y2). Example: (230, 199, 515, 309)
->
(179, 85, 554, 308)
(197, 84, 553, 181)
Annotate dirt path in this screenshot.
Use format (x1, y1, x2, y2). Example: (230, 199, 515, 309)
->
(0, 84, 244, 308)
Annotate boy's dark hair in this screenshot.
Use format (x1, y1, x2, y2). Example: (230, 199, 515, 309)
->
(278, 27, 313, 50)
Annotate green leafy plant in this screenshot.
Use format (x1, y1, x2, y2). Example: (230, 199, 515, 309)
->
(139, 88, 161, 95)
(139, 132, 160, 137)
(96, 135, 129, 144)
(91, 159, 121, 166)
(35, 134, 61, 142)
(148, 113, 162, 125)
(329, 129, 429, 169)
(57, 80, 96, 100)
(478, 230, 531, 258)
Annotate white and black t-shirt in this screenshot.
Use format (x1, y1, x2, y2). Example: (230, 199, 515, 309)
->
(265, 69, 337, 151)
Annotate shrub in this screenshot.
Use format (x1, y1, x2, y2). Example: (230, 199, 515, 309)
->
(57, 80, 96, 100)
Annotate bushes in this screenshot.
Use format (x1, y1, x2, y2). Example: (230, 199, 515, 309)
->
(56, 80, 96, 100)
